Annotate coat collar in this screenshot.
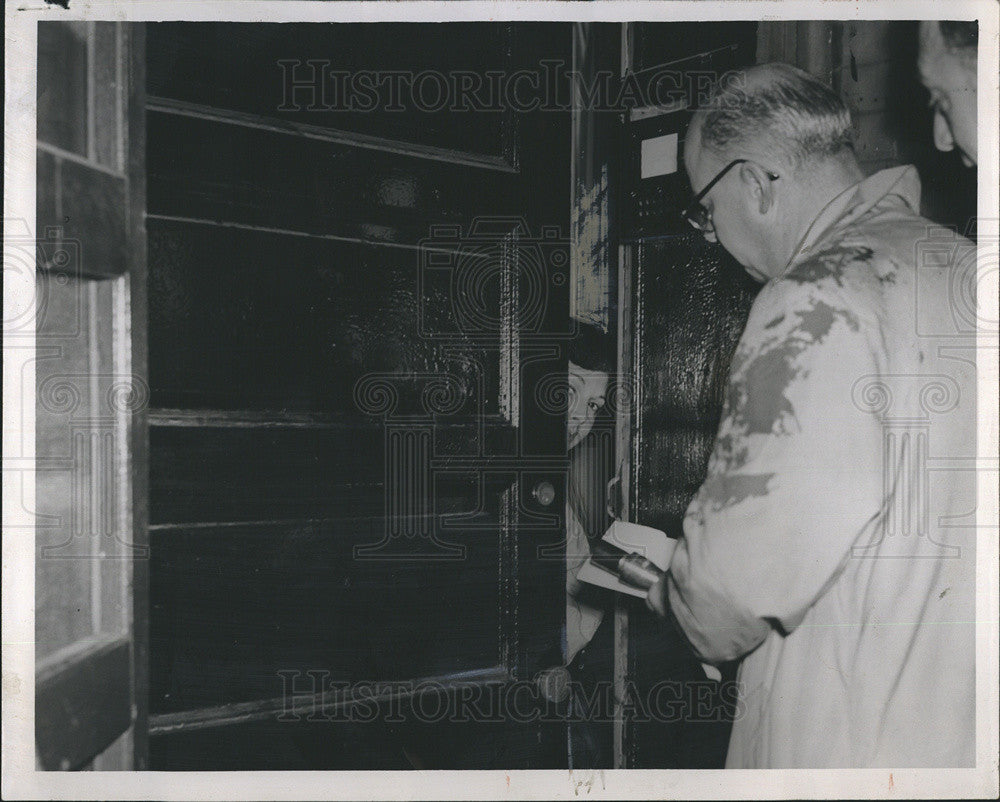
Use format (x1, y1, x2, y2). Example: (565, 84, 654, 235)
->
(783, 165, 922, 274)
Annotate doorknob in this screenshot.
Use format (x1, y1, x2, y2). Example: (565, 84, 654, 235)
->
(531, 480, 556, 506)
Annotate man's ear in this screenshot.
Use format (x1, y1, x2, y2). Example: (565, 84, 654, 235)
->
(739, 162, 775, 215)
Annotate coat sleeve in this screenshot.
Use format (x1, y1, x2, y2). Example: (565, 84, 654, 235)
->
(666, 270, 885, 663)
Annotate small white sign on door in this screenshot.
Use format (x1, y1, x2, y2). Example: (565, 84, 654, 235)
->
(640, 132, 679, 179)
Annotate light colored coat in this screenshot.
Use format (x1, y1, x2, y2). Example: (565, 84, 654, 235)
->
(667, 166, 977, 767)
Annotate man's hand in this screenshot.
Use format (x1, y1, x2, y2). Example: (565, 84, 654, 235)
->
(645, 573, 670, 618)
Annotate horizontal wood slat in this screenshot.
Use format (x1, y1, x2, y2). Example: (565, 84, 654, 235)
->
(149, 664, 510, 735)
(148, 407, 403, 428)
(147, 96, 517, 173)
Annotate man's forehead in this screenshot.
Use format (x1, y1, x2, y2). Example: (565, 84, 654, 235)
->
(918, 33, 970, 91)
(917, 21, 947, 77)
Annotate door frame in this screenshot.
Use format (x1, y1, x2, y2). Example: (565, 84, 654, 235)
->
(32, 21, 149, 771)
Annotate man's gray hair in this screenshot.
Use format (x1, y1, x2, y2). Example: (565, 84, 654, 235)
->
(698, 62, 854, 169)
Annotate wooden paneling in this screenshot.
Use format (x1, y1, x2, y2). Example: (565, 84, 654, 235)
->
(145, 22, 516, 161)
(633, 22, 757, 74)
(125, 22, 151, 768)
(149, 523, 503, 712)
(622, 238, 754, 772)
(149, 425, 385, 524)
(60, 159, 128, 277)
(619, 22, 758, 769)
(145, 22, 572, 769)
(149, 665, 509, 735)
(92, 23, 122, 170)
(146, 111, 517, 244)
(148, 422, 495, 526)
(632, 233, 758, 535)
(37, 21, 89, 157)
(34, 20, 147, 771)
(36, 636, 132, 770)
(36, 150, 58, 236)
(146, 219, 491, 413)
(148, 680, 558, 770)
(619, 233, 754, 770)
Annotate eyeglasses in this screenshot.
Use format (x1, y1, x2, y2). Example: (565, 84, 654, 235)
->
(681, 159, 780, 233)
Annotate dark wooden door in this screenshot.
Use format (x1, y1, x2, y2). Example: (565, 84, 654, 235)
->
(142, 22, 573, 769)
(616, 22, 760, 769)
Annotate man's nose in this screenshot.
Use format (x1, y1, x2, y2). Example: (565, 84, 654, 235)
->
(933, 110, 955, 153)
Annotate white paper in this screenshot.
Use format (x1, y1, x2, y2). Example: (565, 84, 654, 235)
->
(577, 522, 721, 681)
(575, 520, 676, 598)
(640, 132, 679, 178)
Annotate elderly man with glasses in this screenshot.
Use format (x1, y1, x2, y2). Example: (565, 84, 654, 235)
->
(646, 62, 976, 768)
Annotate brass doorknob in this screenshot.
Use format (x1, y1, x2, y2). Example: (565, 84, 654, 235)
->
(531, 481, 556, 506)
(536, 665, 571, 704)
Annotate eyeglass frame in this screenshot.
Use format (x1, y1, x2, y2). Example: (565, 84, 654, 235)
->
(681, 158, 780, 232)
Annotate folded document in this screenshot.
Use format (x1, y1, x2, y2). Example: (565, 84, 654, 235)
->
(576, 521, 722, 683)
(576, 521, 675, 598)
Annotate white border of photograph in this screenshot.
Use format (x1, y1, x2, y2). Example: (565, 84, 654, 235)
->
(4, 2, 997, 799)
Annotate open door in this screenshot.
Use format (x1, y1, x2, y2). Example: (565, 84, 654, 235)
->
(34, 22, 149, 770)
(139, 22, 573, 769)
